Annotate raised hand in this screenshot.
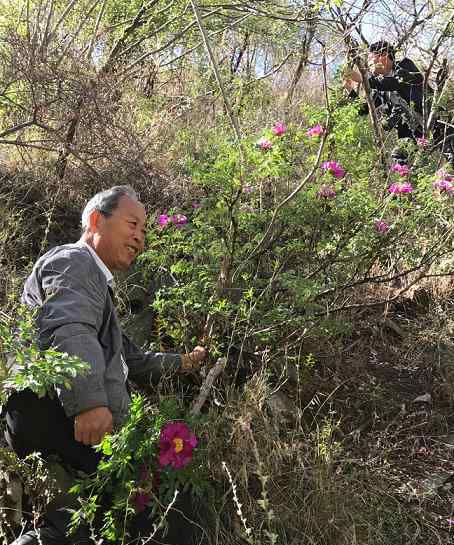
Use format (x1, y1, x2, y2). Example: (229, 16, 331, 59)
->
(180, 346, 207, 372)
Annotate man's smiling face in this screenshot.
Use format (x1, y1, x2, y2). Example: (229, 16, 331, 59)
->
(91, 195, 146, 272)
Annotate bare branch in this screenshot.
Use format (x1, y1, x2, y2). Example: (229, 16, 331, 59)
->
(0, 120, 35, 139)
(189, 0, 242, 143)
(87, 0, 107, 61)
(48, 0, 79, 43)
(104, 0, 161, 68)
(56, 0, 101, 67)
(190, 358, 227, 416)
(40, 0, 55, 53)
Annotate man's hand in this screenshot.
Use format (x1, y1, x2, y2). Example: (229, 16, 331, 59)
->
(343, 78, 357, 92)
(74, 406, 113, 446)
(344, 69, 362, 84)
(181, 346, 207, 372)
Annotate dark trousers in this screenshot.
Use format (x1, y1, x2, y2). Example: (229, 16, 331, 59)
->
(5, 390, 100, 544)
(5, 389, 100, 474)
(5, 390, 203, 545)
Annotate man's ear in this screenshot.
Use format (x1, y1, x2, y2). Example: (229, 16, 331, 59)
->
(88, 209, 104, 232)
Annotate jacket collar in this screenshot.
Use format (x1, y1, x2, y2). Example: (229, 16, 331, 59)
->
(76, 241, 114, 287)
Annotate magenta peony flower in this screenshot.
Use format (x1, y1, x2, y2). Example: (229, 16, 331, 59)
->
(170, 214, 188, 228)
(158, 214, 170, 229)
(416, 137, 429, 148)
(374, 219, 389, 234)
(400, 182, 413, 193)
(321, 161, 345, 179)
(388, 182, 413, 194)
(158, 421, 198, 469)
(272, 122, 286, 136)
(391, 163, 410, 177)
(256, 137, 273, 151)
(307, 124, 325, 137)
(317, 184, 336, 199)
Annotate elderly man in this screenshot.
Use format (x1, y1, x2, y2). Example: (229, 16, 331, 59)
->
(6, 185, 206, 545)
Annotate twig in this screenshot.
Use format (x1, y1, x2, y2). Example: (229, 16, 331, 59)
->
(48, 0, 79, 43)
(157, 13, 251, 70)
(40, 0, 55, 54)
(87, 0, 107, 61)
(190, 357, 226, 416)
(56, 0, 100, 67)
(189, 0, 242, 144)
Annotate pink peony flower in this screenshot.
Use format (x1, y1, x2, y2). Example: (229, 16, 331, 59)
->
(307, 124, 325, 137)
(388, 182, 413, 194)
(158, 214, 170, 229)
(242, 185, 253, 193)
(374, 219, 389, 234)
(391, 163, 411, 177)
(433, 178, 453, 192)
(416, 137, 429, 148)
(170, 214, 188, 228)
(435, 168, 454, 182)
(321, 161, 345, 179)
(317, 184, 336, 199)
(272, 122, 286, 136)
(256, 138, 273, 151)
(158, 421, 198, 469)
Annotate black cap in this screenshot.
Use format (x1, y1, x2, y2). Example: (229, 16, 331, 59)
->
(369, 41, 395, 62)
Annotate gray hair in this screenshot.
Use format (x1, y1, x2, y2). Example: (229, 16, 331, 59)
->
(81, 185, 139, 231)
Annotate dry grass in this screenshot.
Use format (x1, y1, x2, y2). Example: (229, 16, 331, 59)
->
(188, 279, 454, 545)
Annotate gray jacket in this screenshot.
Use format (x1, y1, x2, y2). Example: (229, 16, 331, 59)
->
(21, 243, 181, 427)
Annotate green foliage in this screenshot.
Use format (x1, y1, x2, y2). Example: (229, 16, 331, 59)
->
(0, 306, 89, 403)
(69, 394, 209, 543)
(138, 101, 453, 366)
(0, 448, 63, 542)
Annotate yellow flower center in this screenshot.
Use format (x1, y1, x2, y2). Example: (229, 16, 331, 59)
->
(173, 437, 184, 454)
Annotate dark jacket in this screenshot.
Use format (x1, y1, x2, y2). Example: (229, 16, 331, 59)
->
(21, 244, 182, 427)
(350, 58, 426, 139)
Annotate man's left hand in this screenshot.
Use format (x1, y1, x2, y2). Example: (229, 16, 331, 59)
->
(74, 406, 113, 446)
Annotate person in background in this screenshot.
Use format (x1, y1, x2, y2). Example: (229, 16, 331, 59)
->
(344, 40, 454, 167)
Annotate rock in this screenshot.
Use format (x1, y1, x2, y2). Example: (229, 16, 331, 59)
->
(266, 391, 296, 421)
(440, 434, 454, 449)
(0, 469, 22, 527)
(419, 472, 453, 498)
(383, 318, 405, 337)
(412, 393, 432, 404)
